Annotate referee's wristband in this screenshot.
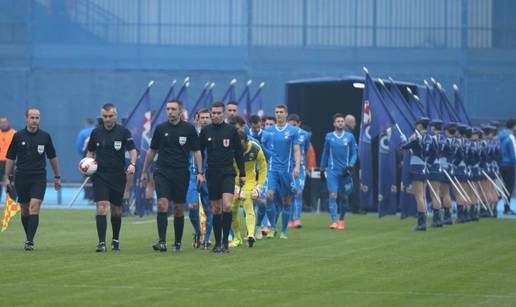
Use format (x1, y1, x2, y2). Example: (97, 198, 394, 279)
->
(129, 162, 136, 166)
(54, 176, 61, 179)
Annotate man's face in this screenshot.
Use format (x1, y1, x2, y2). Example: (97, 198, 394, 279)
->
(275, 108, 287, 124)
(166, 102, 181, 122)
(334, 117, 345, 130)
(199, 112, 211, 128)
(211, 106, 224, 124)
(226, 104, 238, 119)
(26, 110, 41, 130)
(101, 108, 117, 128)
(0, 118, 9, 130)
(264, 119, 275, 129)
(345, 116, 356, 130)
(251, 122, 261, 134)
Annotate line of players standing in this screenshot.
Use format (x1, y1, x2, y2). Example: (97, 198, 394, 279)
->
(404, 117, 516, 231)
(3, 101, 358, 252)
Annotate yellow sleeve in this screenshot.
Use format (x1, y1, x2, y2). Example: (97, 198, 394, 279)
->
(256, 147, 267, 186)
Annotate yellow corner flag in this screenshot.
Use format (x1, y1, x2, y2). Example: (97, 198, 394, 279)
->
(2, 194, 20, 232)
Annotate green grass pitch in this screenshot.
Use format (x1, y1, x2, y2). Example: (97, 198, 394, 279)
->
(1, 210, 516, 306)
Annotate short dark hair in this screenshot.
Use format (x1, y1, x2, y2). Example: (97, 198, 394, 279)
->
(229, 115, 246, 127)
(237, 129, 248, 142)
(249, 115, 261, 125)
(506, 118, 516, 129)
(167, 99, 183, 108)
(333, 113, 345, 122)
(211, 101, 225, 110)
(102, 103, 116, 111)
(264, 116, 276, 123)
(85, 118, 94, 125)
(197, 108, 210, 115)
(227, 101, 238, 107)
(275, 104, 288, 112)
(0, 115, 7, 120)
(287, 114, 300, 123)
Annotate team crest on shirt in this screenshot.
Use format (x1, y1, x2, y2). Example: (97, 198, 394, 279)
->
(37, 145, 45, 154)
(114, 141, 122, 151)
(223, 139, 230, 147)
(179, 136, 187, 146)
(343, 138, 349, 145)
(284, 132, 290, 139)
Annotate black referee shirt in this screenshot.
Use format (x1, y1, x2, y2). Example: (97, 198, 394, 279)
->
(150, 120, 200, 171)
(199, 122, 245, 177)
(6, 128, 57, 175)
(86, 123, 135, 173)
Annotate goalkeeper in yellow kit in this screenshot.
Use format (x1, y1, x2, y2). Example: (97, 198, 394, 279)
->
(231, 130, 267, 248)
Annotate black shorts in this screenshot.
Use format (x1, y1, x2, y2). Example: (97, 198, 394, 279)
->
(92, 172, 126, 206)
(206, 168, 236, 201)
(155, 168, 190, 204)
(14, 173, 46, 203)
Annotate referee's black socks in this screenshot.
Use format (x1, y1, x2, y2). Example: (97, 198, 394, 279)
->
(222, 211, 232, 246)
(96, 215, 107, 243)
(111, 215, 121, 241)
(27, 214, 39, 243)
(21, 215, 29, 240)
(213, 213, 222, 247)
(157, 212, 168, 242)
(174, 215, 184, 246)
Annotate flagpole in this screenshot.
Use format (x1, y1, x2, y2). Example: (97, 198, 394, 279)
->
(125, 80, 155, 125)
(68, 177, 90, 208)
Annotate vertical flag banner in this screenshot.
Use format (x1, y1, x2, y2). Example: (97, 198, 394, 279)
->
(378, 129, 399, 217)
(453, 84, 471, 125)
(249, 82, 265, 117)
(400, 148, 417, 218)
(359, 69, 393, 212)
(124, 80, 154, 152)
(2, 194, 20, 232)
(189, 82, 210, 119)
(221, 79, 237, 103)
(424, 80, 442, 120)
(237, 80, 251, 120)
(124, 81, 153, 217)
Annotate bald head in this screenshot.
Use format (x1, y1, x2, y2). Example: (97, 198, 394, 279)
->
(344, 114, 356, 131)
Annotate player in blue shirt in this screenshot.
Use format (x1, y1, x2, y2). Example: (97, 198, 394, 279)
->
(186, 109, 212, 249)
(251, 116, 276, 238)
(261, 105, 301, 239)
(320, 113, 357, 230)
(287, 114, 311, 229)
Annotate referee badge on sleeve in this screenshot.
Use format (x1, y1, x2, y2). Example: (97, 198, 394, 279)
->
(37, 145, 45, 154)
(114, 141, 122, 151)
(223, 139, 230, 147)
(179, 136, 187, 146)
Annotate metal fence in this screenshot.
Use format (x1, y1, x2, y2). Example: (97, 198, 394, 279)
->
(5, 0, 505, 49)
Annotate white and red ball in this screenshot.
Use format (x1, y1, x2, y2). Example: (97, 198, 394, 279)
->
(79, 157, 98, 176)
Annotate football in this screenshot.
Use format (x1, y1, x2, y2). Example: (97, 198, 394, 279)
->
(78, 157, 98, 176)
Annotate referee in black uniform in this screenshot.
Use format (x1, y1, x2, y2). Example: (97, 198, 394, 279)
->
(141, 100, 203, 252)
(200, 101, 246, 253)
(5, 108, 62, 251)
(86, 103, 137, 252)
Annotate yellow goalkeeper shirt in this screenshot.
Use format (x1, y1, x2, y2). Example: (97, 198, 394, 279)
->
(234, 141, 267, 188)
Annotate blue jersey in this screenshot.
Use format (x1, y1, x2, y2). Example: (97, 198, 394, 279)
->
(262, 124, 301, 172)
(320, 131, 357, 171)
(297, 128, 311, 167)
(189, 127, 207, 175)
